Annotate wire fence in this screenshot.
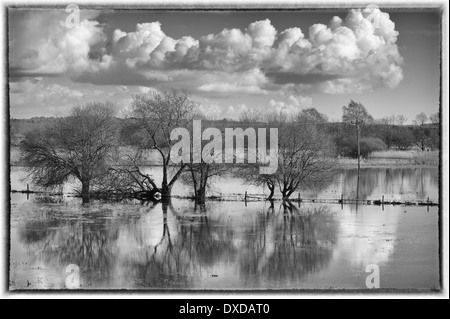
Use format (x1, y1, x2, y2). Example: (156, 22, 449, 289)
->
(11, 185, 439, 208)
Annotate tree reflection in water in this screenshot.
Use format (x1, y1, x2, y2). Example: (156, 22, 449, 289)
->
(238, 201, 338, 287)
(337, 167, 438, 201)
(18, 207, 123, 287)
(17, 199, 338, 289)
(123, 201, 238, 288)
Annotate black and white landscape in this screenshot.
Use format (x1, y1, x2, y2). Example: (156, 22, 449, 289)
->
(7, 4, 443, 292)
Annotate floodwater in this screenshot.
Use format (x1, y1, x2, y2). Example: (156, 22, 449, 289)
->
(9, 167, 440, 290)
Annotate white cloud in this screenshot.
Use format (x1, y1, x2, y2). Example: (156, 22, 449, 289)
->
(268, 95, 313, 116)
(10, 11, 105, 76)
(112, 22, 166, 68)
(10, 6, 404, 97)
(247, 19, 277, 47)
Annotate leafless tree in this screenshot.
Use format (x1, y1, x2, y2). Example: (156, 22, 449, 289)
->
(238, 111, 286, 200)
(239, 109, 262, 123)
(412, 112, 431, 151)
(239, 162, 277, 200)
(181, 121, 229, 203)
(429, 112, 439, 125)
(413, 112, 428, 126)
(183, 162, 228, 203)
(264, 110, 289, 124)
(99, 149, 161, 200)
(21, 102, 118, 203)
(276, 123, 335, 199)
(342, 100, 373, 169)
(240, 116, 335, 200)
(128, 89, 199, 200)
(295, 108, 328, 123)
(396, 114, 407, 126)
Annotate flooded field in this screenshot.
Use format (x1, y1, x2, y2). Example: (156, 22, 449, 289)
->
(9, 167, 440, 290)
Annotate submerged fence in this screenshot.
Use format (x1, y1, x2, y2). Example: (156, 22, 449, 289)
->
(11, 185, 439, 209)
(237, 191, 439, 209)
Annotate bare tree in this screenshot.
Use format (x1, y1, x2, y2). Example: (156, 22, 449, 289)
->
(342, 100, 372, 168)
(183, 162, 228, 203)
(21, 102, 118, 203)
(378, 114, 397, 125)
(342, 100, 373, 125)
(396, 114, 407, 126)
(128, 89, 199, 200)
(413, 112, 428, 126)
(276, 123, 335, 199)
(239, 162, 277, 200)
(100, 149, 161, 200)
(240, 117, 335, 200)
(238, 111, 287, 200)
(412, 112, 431, 151)
(429, 112, 440, 125)
(295, 108, 328, 123)
(264, 110, 289, 124)
(180, 120, 228, 203)
(239, 109, 262, 123)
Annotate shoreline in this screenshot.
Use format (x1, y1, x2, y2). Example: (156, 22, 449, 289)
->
(336, 162, 439, 169)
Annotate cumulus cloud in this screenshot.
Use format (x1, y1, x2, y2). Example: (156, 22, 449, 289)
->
(10, 6, 404, 96)
(9, 78, 136, 117)
(268, 95, 313, 116)
(197, 94, 314, 121)
(10, 10, 105, 78)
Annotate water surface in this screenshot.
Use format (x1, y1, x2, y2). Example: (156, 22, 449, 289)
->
(9, 167, 440, 290)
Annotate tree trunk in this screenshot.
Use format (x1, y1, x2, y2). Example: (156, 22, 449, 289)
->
(266, 183, 275, 201)
(281, 187, 294, 200)
(195, 187, 206, 204)
(160, 183, 172, 200)
(356, 123, 361, 171)
(81, 179, 90, 204)
(161, 163, 170, 198)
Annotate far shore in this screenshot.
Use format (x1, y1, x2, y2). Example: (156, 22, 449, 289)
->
(336, 159, 439, 169)
(10, 160, 439, 169)
(9, 145, 439, 169)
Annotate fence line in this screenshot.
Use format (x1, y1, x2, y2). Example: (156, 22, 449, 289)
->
(11, 187, 438, 208)
(230, 192, 438, 207)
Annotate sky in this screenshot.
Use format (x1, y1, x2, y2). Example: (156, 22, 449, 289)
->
(8, 6, 441, 122)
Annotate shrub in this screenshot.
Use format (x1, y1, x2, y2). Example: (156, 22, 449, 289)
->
(338, 136, 386, 158)
(391, 126, 415, 150)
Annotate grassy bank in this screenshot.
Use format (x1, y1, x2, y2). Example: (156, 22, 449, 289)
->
(338, 150, 439, 168)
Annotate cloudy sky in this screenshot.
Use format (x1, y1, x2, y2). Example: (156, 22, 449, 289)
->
(9, 6, 440, 122)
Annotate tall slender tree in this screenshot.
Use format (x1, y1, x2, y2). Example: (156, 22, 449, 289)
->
(342, 100, 372, 169)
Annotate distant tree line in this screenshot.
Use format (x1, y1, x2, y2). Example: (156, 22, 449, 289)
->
(12, 108, 440, 156)
(16, 91, 440, 204)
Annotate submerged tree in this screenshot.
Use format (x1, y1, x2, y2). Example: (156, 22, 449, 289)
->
(125, 89, 199, 200)
(21, 102, 118, 203)
(100, 149, 162, 201)
(240, 114, 335, 200)
(183, 162, 228, 203)
(276, 123, 335, 199)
